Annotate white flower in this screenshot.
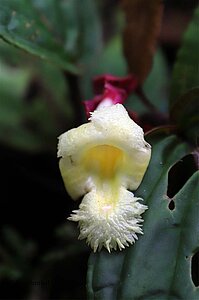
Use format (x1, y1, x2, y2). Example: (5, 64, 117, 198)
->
(57, 104, 151, 252)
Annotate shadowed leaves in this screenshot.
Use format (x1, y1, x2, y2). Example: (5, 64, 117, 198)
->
(0, 0, 102, 73)
(170, 6, 199, 103)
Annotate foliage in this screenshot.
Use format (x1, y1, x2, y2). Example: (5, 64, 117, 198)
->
(0, 0, 102, 73)
(0, 42, 72, 152)
(0, 1, 198, 299)
(170, 6, 199, 145)
(170, 6, 199, 102)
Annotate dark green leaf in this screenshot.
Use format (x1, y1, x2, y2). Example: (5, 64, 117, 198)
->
(170, 6, 199, 104)
(170, 88, 199, 146)
(0, 0, 78, 73)
(0, 0, 102, 72)
(87, 131, 199, 299)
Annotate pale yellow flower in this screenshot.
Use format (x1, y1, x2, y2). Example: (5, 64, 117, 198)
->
(57, 104, 151, 252)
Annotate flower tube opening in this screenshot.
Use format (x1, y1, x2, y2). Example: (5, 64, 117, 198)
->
(82, 144, 124, 179)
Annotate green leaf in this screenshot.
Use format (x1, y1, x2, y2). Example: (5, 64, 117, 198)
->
(94, 36, 126, 77)
(31, 0, 102, 65)
(170, 6, 199, 104)
(80, 36, 127, 100)
(0, 44, 73, 153)
(0, 0, 102, 73)
(169, 6, 199, 145)
(87, 131, 199, 299)
(170, 88, 199, 146)
(0, 0, 78, 73)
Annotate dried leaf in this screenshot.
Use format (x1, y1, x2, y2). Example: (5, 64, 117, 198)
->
(122, 0, 163, 83)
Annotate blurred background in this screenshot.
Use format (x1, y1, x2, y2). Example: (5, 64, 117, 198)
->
(0, 0, 197, 299)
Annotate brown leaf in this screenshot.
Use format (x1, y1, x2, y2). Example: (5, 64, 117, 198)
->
(122, 0, 163, 83)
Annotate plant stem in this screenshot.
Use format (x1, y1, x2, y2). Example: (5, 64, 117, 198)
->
(63, 72, 84, 126)
(136, 87, 158, 112)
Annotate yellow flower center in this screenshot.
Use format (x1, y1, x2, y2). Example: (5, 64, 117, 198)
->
(81, 145, 125, 214)
(82, 144, 124, 179)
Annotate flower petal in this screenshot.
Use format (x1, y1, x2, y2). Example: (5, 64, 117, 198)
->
(58, 104, 151, 199)
(68, 186, 147, 252)
(58, 104, 151, 252)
